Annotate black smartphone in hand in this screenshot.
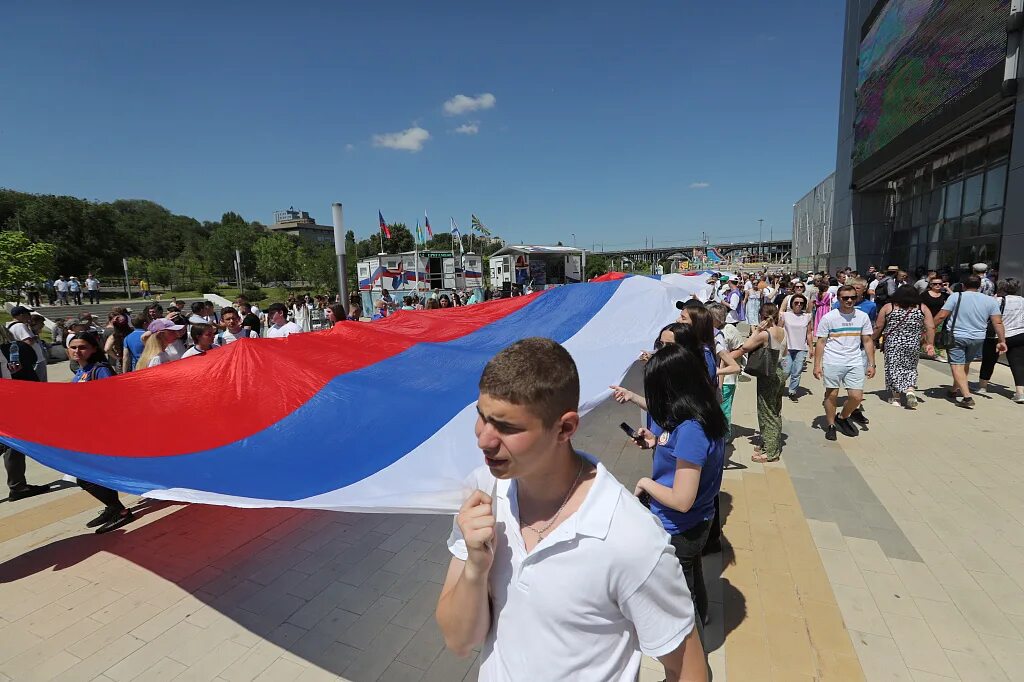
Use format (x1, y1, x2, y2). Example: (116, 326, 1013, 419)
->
(619, 422, 638, 439)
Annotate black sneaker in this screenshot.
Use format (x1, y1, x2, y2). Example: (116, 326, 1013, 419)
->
(957, 397, 975, 409)
(825, 425, 837, 441)
(789, 393, 798, 402)
(835, 417, 859, 437)
(849, 409, 869, 426)
(86, 507, 117, 529)
(7, 484, 50, 502)
(95, 509, 134, 534)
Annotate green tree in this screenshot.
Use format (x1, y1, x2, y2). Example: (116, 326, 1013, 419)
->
(205, 219, 264, 279)
(0, 231, 57, 298)
(585, 254, 611, 280)
(297, 242, 337, 293)
(252, 232, 299, 285)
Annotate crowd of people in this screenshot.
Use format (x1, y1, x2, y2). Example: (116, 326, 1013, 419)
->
(21, 274, 103, 306)
(4, 260, 1023, 678)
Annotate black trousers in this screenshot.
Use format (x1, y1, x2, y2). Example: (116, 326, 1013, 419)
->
(670, 519, 713, 623)
(77, 479, 123, 510)
(980, 337, 998, 381)
(1007, 333, 1024, 386)
(3, 446, 27, 490)
(87, 290, 99, 304)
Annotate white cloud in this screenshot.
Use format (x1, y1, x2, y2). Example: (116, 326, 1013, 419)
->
(453, 122, 480, 135)
(443, 93, 496, 116)
(372, 126, 431, 152)
(344, 143, 355, 151)
(689, 181, 711, 189)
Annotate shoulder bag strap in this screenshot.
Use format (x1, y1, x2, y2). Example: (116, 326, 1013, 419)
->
(948, 293, 963, 335)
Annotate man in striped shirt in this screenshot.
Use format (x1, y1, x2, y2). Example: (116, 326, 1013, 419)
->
(813, 284, 876, 441)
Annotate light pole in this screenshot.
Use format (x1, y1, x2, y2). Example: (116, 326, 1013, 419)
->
(571, 233, 576, 248)
(331, 203, 349, 307)
(757, 218, 764, 262)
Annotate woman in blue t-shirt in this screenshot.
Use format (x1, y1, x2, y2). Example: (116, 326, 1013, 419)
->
(631, 343, 728, 625)
(68, 332, 135, 534)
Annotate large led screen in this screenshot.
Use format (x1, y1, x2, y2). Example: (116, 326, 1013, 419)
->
(854, 0, 1008, 173)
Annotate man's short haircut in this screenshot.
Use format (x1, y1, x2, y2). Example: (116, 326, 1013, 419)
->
(479, 338, 579, 426)
(963, 274, 982, 290)
(329, 303, 347, 320)
(190, 323, 213, 344)
(220, 306, 238, 319)
(266, 302, 287, 316)
(849, 278, 867, 287)
(837, 284, 857, 297)
(191, 301, 206, 314)
(707, 303, 728, 327)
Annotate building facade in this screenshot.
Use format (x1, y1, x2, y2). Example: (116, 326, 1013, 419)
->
(793, 173, 835, 274)
(266, 208, 334, 244)
(829, 0, 1024, 280)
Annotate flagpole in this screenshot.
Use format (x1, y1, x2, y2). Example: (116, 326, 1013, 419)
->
(414, 220, 421, 299)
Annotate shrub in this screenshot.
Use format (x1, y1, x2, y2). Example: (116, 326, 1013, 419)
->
(193, 278, 219, 294)
(238, 287, 266, 302)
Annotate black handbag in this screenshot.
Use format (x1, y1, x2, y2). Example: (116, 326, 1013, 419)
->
(938, 293, 962, 349)
(744, 333, 778, 378)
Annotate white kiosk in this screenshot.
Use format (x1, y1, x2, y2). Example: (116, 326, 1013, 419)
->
(488, 245, 585, 290)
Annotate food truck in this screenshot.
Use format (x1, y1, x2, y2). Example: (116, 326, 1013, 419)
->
(357, 251, 483, 292)
(488, 245, 585, 289)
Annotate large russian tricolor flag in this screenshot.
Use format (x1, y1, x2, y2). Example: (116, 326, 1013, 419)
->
(0, 276, 709, 514)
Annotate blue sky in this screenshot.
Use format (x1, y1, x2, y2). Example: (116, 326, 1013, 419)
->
(1, 1, 844, 250)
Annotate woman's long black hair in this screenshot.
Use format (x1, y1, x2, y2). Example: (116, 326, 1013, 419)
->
(643, 342, 728, 439)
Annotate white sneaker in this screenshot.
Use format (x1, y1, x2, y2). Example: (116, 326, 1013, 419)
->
(1014, 394, 1024, 404)
(976, 387, 988, 396)
(906, 392, 918, 409)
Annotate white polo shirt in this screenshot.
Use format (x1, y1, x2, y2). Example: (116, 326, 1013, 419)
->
(448, 456, 694, 682)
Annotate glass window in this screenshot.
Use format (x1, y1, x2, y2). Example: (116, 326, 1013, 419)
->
(972, 239, 1000, 265)
(912, 195, 927, 226)
(984, 165, 1007, 210)
(962, 173, 983, 215)
(928, 189, 944, 224)
(980, 210, 1003, 236)
(927, 247, 939, 270)
(961, 213, 979, 239)
(917, 225, 929, 245)
(942, 219, 959, 241)
(944, 181, 963, 219)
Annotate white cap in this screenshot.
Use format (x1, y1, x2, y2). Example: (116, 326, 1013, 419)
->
(972, 262, 988, 272)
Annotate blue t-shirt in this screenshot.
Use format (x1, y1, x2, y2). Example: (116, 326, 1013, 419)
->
(942, 291, 1001, 341)
(125, 329, 146, 371)
(73, 363, 115, 383)
(702, 345, 716, 381)
(645, 416, 724, 534)
(833, 298, 878, 323)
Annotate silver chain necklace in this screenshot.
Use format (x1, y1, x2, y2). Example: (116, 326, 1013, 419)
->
(521, 457, 585, 539)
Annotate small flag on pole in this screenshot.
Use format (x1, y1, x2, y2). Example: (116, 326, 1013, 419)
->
(471, 214, 491, 236)
(450, 217, 462, 240)
(378, 211, 391, 239)
(424, 212, 433, 238)
(415, 220, 424, 244)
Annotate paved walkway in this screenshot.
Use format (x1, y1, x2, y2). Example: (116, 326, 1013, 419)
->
(1, 357, 1022, 681)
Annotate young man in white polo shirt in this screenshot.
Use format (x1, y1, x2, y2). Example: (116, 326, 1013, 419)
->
(814, 285, 876, 441)
(436, 338, 705, 681)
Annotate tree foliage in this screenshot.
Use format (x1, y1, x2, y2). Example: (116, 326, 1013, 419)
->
(0, 188, 506, 294)
(252, 232, 298, 286)
(585, 254, 611, 280)
(0, 231, 57, 291)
